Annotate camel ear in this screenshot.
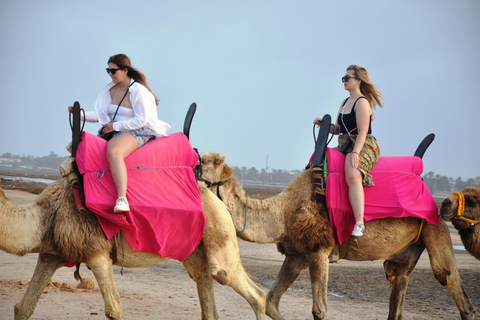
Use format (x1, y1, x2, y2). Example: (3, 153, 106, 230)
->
(214, 154, 225, 166)
(222, 165, 234, 179)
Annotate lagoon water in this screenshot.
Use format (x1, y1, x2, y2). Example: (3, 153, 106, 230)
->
(0, 175, 55, 184)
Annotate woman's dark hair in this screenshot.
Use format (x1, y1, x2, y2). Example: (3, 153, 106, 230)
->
(108, 54, 159, 105)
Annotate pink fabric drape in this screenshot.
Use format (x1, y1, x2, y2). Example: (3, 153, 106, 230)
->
(76, 131, 205, 261)
(325, 148, 438, 245)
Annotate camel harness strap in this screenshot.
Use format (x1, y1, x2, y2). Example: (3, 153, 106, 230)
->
(452, 192, 479, 226)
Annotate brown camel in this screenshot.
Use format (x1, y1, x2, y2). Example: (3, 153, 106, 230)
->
(440, 187, 480, 261)
(198, 151, 476, 320)
(0, 178, 266, 320)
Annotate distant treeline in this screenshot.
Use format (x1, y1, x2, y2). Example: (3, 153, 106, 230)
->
(1, 152, 479, 193)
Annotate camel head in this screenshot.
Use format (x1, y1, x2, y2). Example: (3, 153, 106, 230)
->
(197, 152, 234, 186)
(440, 187, 480, 230)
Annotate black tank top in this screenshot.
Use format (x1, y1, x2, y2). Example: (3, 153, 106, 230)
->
(337, 97, 372, 135)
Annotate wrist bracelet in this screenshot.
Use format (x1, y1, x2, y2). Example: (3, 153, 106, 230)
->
(351, 151, 359, 155)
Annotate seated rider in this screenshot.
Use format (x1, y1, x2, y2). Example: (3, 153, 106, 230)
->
(314, 64, 384, 239)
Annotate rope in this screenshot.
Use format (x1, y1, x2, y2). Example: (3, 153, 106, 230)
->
(412, 219, 425, 244)
(237, 198, 248, 234)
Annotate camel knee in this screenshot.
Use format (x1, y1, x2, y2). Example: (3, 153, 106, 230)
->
(211, 269, 229, 285)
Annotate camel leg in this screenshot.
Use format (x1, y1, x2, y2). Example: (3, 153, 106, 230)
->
(206, 243, 266, 320)
(14, 253, 66, 320)
(383, 243, 425, 320)
(183, 243, 219, 320)
(266, 253, 308, 320)
(422, 222, 476, 320)
(87, 254, 122, 320)
(308, 250, 330, 320)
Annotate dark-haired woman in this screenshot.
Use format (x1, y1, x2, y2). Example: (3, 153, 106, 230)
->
(313, 65, 384, 239)
(69, 54, 170, 212)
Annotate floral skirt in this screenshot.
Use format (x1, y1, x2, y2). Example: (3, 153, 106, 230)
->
(335, 134, 380, 187)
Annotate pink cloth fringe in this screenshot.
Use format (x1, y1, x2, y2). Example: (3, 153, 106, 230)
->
(325, 148, 438, 245)
(76, 131, 205, 262)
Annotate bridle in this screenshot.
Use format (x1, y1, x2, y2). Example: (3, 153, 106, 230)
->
(199, 178, 230, 201)
(452, 192, 479, 226)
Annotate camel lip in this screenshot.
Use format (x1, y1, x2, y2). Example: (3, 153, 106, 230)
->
(439, 207, 457, 221)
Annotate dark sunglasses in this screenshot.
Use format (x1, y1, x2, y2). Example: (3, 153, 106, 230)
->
(106, 67, 125, 75)
(342, 75, 357, 82)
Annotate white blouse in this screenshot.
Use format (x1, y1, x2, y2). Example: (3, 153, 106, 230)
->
(84, 79, 170, 137)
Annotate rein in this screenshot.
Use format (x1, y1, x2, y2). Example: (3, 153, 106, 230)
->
(452, 192, 479, 226)
(198, 176, 247, 234)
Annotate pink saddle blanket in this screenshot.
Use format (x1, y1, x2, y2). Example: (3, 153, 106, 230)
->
(76, 131, 205, 261)
(325, 147, 438, 245)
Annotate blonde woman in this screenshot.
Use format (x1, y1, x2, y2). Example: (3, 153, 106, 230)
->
(314, 65, 384, 239)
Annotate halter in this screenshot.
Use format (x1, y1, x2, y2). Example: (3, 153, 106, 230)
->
(200, 178, 230, 201)
(452, 192, 479, 226)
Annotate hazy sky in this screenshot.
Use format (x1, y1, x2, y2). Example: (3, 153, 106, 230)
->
(1, 1, 479, 179)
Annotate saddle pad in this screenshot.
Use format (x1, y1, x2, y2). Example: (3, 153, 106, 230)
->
(325, 147, 438, 245)
(76, 131, 205, 261)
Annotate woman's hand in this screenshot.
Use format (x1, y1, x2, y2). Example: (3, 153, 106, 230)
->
(350, 151, 360, 168)
(102, 122, 114, 133)
(313, 117, 322, 126)
(68, 106, 73, 113)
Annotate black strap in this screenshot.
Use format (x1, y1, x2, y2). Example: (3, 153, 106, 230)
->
(111, 81, 136, 122)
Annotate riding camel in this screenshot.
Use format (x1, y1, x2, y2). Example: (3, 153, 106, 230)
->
(0, 177, 266, 320)
(440, 187, 480, 261)
(197, 119, 476, 320)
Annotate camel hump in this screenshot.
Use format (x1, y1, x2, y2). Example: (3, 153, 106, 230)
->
(414, 133, 435, 159)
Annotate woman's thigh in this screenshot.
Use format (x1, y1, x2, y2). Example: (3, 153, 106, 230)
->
(107, 133, 139, 160)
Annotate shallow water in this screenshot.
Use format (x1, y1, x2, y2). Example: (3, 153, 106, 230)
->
(0, 175, 54, 184)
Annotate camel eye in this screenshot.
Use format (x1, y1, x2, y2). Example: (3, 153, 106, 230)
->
(465, 198, 476, 207)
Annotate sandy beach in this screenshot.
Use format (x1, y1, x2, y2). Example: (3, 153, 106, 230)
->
(0, 189, 478, 320)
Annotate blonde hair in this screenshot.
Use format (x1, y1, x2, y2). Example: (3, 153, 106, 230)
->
(347, 65, 384, 119)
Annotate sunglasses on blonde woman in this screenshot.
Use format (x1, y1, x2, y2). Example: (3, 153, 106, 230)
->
(342, 75, 357, 82)
(106, 67, 125, 75)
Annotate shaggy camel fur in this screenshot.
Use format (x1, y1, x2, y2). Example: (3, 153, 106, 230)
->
(441, 187, 480, 261)
(0, 179, 266, 320)
(198, 152, 476, 320)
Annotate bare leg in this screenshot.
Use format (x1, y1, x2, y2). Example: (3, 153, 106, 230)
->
(345, 153, 364, 224)
(107, 134, 138, 198)
(15, 254, 66, 320)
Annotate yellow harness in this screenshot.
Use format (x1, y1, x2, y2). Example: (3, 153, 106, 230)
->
(452, 192, 479, 226)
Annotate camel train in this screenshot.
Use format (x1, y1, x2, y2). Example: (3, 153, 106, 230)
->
(196, 114, 476, 320)
(0, 103, 266, 320)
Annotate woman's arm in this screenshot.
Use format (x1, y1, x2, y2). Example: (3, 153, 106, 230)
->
(352, 99, 371, 154)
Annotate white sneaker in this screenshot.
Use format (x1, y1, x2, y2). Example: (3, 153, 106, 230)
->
(351, 222, 365, 239)
(114, 197, 130, 212)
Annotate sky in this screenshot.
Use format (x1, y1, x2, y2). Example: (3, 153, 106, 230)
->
(1, 1, 479, 179)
